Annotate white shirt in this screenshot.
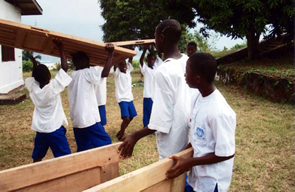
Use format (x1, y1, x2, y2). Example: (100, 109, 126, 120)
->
(114, 62, 134, 103)
(188, 89, 236, 192)
(25, 69, 72, 133)
(140, 57, 163, 98)
(148, 54, 191, 159)
(93, 66, 107, 106)
(68, 67, 103, 128)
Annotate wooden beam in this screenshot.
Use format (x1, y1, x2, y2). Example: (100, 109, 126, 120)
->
(0, 19, 137, 66)
(109, 39, 155, 47)
(0, 143, 122, 192)
(84, 148, 193, 192)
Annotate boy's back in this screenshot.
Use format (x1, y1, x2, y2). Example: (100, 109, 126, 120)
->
(149, 54, 191, 159)
(68, 67, 103, 128)
(25, 69, 71, 133)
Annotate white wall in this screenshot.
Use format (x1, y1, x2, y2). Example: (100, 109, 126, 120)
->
(0, 1, 23, 94)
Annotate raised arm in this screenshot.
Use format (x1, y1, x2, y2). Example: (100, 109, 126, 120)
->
(52, 38, 68, 72)
(140, 44, 149, 67)
(101, 43, 114, 77)
(29, 54, 38, 71)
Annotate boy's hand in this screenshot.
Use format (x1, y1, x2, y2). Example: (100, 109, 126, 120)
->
(105, 43, 114, 53)
(166, 156, 190, 179)
(143, 43, 150, 50)
(52, 38, 63, 49)
(118, 134, 137, 158)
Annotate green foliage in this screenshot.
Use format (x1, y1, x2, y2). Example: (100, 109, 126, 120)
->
(157, 0, 294, 59)
(99, 0, 171, 42)
(132, 60, 139, 68)
(22, 50, 42, 63)
(22, 61, 33, 72)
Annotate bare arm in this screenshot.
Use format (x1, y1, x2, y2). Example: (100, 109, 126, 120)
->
(166, 153, 235, 179)
(118, 126, 156, 158)
(140, 44, 149, 67)
(29, 55, 38, 70)
(101, 43, 114, 77)
(53, 38, 68, 72)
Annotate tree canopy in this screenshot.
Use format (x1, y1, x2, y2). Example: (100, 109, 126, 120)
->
(99, 0, 294, 60)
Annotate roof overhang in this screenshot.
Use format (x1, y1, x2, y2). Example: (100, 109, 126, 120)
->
(5, 0, 43, 15)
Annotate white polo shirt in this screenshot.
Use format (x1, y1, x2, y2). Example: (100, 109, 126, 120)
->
(188, 89, 236, 192)
(25, 69, 72, 133)
(68, 67, 103, 128)
(114, 62, 134, 103)
(148, 54, 191, 159)
(93, 66, 107, 106)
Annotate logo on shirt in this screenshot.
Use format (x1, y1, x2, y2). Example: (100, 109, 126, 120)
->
(196, 127, 205, 140)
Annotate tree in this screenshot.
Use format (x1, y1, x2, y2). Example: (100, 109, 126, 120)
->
(22, 50, 41, 63)
(158, 0, 294, 60)
(99, 0, 171, 43)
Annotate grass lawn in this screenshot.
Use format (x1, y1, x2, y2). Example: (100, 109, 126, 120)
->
(0, 68, 294, 191)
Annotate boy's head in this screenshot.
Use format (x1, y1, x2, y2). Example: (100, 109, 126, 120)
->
(185, 53, 217, 89)
(32, 64, 51, 85)
(155, 19, 181, 53)
(71, 51, 90, 70)
(118, 60, 127, 73)
(187, 41, 197, 57)
(146, 53, 156, 68)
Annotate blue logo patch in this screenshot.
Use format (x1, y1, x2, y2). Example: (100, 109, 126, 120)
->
(196, 127, 205, 140)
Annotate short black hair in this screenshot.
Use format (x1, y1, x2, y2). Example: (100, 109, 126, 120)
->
(187, 41, 197, 49)
(72, 51, 89, 67)
(156, 19, 182, 43)
(32, 64, 50, 84)
(188, 53, 217, 83)
(147, 53, 156, 59)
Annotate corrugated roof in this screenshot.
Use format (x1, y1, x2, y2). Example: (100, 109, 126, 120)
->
(5, 0, 43, 15)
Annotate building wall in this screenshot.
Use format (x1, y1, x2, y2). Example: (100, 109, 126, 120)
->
(0, 1, 23, 94)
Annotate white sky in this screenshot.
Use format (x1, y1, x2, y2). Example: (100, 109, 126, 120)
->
(21, 0, 245, 60)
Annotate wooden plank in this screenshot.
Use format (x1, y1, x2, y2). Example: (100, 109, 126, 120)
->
(15, 167, 102, 192)
(100, 163, 120, 183)
(0, 19, 137, 66)
(0, 143, 122, 192)
(109, 39, 155, 46)
(84, 148, 193, 192)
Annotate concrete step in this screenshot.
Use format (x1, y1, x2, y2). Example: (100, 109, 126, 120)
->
(0, 93, 26, 105)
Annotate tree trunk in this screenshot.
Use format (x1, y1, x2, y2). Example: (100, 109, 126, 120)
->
(246, 25, 260, 60)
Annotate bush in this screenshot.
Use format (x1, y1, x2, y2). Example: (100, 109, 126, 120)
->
(22, 61, 33, 72)
(132, 60, 139, 68)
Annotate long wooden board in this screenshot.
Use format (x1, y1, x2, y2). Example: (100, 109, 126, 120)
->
(109, 39, 155, 46)
(84, 148, 193, 192)
(0, 19, 136, 66)
(0, 143, 121, 192)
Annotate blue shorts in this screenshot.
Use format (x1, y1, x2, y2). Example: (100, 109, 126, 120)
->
(119, 101, 137, 119)
(32, 126, 71, 160)
(98, 105, 107, 126)
(185, 174, 218, 192)
(73, 122, 112, 152)
(143, 98, 153, 127)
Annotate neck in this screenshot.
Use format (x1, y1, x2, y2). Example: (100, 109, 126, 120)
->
(199, 84, 216, 97)
(163, 44, 182, 60)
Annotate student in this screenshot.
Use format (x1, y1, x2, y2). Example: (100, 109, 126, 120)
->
(68, 44, 114, 152)
(186, 41, 197, 57)
(93, 66, 107, 126)
(139, 44, 160, 127)
(166, 53, 236, 192)
(118, 19, 191, 160)
(25, 39, 71, 162)
(114, 57, 137, 141)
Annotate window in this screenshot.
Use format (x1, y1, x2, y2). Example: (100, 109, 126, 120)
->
(1, 45, 15, 62)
